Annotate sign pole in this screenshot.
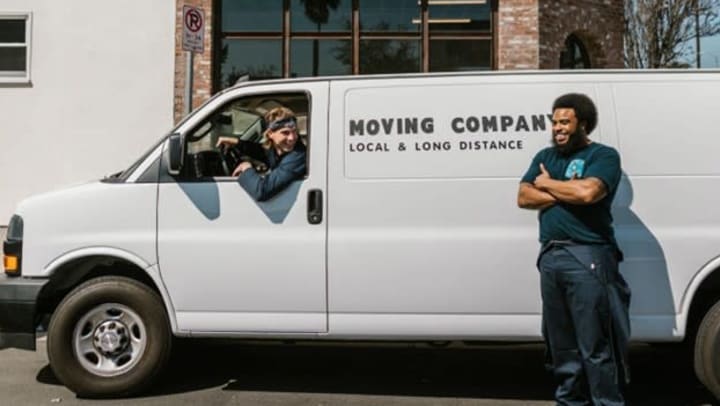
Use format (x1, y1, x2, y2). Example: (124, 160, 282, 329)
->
(182, 5, 205, 117)
(185, 51, 193, 116)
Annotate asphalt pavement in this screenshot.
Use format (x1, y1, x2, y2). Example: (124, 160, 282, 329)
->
(0, 337, 717, 405)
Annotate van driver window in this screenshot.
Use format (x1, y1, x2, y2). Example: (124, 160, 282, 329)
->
(181, 93, 310, 201)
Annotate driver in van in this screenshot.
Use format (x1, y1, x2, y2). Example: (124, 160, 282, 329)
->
(216, 106, 307, 201)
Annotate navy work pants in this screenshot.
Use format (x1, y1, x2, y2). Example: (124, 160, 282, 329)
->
(538, 243, 630, 406)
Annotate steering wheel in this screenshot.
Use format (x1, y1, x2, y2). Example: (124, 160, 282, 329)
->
(217, 144, 238, 176)
(218, 143, 269, 176)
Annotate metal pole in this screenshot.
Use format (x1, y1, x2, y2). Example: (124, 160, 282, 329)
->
(184, 51, 194, 116)
(696, 0, 701, 68)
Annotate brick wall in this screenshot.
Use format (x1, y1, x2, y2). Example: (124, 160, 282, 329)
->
(174, 0, 215, 123)
(538, 0, 624, 69)
(171, 1, 625, 119)
(498, 0, 540, 70)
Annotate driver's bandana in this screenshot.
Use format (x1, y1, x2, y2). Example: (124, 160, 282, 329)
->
(267, 117, 297, 132)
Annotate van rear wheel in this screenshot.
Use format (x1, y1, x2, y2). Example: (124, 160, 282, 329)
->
(47, 276, 171, 398)
(694, 299, 720, 397)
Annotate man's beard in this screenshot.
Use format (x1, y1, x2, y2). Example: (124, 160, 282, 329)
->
(552, 130, 588, 156)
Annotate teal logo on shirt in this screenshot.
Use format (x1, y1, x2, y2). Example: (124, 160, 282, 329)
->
(565, 159, 585, 179)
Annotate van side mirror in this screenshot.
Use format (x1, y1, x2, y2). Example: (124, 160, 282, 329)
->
(168, 133, 184, 176)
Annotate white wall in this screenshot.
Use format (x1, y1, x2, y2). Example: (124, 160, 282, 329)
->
(0, 0, 176, 222)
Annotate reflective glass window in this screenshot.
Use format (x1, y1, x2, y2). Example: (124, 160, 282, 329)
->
(359, 0, 419, 33)
(359, 40, 420, 74)
(290, 0, 352, 32)
(216, 1, 497, 81)
(220, 40, 282, 88)
(291, 39, 351, 77)
(222, 0, 283, 32)
(429, 1, 491, 32)
(0, 16, 28, 78)
(0, 19, 25, 42)
(429, 39, 491, 72)
(560, 35, 591, 69)
(0, 47, 25, 71)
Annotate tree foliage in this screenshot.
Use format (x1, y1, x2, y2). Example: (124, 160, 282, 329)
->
(301, 0, 341, 76)
(300, 0, 341, 26)
(625, 0, 720, 68)
(332, 23, 419, 74)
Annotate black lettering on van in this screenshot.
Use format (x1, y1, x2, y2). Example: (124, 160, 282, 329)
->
(349, 120, 364, 136)
(515, 115, 530, 132)
(350, 117, 433, 136)
(415, 141, 451, 151)
(421, 118, 434, 133)
(451, 117, 465, 133)
(381, 118, 394, 134)
(457, 139, 525, 150)
(366, 120, 380, 135)
(404, 118, 418, 134)
(500, 115, 513, 132)
(482, 116, 497, 132)
(349, 142, 389, 152)
(531, 115, 546, 132)
(467, 116, 480, 132)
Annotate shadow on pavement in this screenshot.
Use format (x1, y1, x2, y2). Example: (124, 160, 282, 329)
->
(160, 341, 554, 400)
(36, 365, 61, 386)
(36, 340, 717, 405)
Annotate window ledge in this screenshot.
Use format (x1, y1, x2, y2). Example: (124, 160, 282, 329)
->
(0, 75, 31, 85)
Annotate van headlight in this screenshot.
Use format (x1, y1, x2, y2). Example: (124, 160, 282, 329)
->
(3, 215, 23, 276)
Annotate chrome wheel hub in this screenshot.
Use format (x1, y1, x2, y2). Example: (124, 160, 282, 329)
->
(94, 320, 129, 355)
(72, 303, 147, 377)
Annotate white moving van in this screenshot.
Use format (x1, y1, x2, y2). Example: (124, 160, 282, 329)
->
(2, 70, 720, 398)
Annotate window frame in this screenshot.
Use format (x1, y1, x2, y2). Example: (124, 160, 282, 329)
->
(559, 34, 591, 70)
(0, 12, 32, 84)
(179, 90, 312, 182)
(214, 0, 496, 90)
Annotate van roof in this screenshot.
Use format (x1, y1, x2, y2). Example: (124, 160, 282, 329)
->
(219, 68, 720, 95)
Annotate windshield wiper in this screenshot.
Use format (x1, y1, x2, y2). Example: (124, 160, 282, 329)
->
(104, 171, 123, 180)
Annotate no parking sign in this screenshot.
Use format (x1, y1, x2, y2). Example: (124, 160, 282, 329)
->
(182, 5, 204, 53)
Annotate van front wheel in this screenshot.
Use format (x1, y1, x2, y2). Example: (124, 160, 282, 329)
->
(694, 299, 720, 398)
(47, 276, 171, 398)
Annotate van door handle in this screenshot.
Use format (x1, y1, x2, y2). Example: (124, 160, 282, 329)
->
(307, 189, 323, 225)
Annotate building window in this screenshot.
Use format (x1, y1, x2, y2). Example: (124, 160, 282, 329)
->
(220, 39, 283, 88)
(217, 0, 494, 89)
(0, 13, 31, 82)
(560, 34, 590, 69)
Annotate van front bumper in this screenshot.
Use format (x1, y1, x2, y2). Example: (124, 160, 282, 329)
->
(0, 275, 48, 350)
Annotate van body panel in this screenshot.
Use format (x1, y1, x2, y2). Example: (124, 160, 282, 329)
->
(8, 69, 720, 398)
(611, 80, 720, 177)
(5, 70, 720, 344)
(16, 182, 157, 277)
(327, 314, 542, 340)
(608, 78, 720, 330)
(323, 72, 720, 340)
(156, 82, 330, 333)
(326, 76, 606, 337)
(614, 177, 720, 317)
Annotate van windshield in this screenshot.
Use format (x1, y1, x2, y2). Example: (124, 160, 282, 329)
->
(103, 136, 167, 183)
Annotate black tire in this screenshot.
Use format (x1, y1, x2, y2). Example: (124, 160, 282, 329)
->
(47, 276, 172, 398)
(694, 299, 720, 398)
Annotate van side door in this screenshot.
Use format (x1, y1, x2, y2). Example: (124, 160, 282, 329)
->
(156, 83, 329, 334)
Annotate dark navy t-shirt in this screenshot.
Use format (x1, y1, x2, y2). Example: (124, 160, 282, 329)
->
(520, 142, 622, 246)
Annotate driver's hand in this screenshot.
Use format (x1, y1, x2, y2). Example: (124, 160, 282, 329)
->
(232, 161, 253, 177)
(216, 136, 239, 151)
